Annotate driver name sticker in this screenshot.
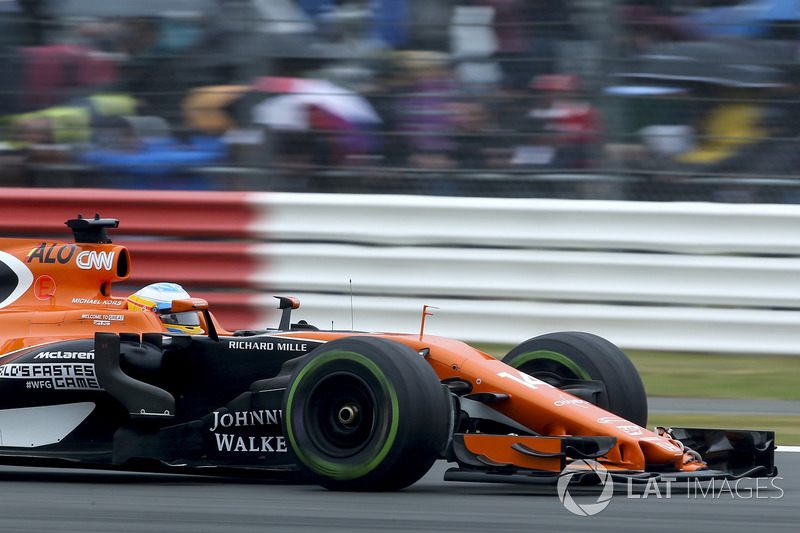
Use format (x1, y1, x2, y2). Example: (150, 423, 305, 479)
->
(72, 298, 125, 307)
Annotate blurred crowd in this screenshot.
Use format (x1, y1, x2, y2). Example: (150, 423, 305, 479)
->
(2, 0, 800, 202)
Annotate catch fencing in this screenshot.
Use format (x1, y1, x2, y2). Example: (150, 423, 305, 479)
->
(2, 188, 800, 355)
(7, 3, 800, 203)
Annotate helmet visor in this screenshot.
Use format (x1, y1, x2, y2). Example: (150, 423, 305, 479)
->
(158, 310, 201, 327)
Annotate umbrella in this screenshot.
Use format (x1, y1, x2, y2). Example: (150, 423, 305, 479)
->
(681, 0, 800, 38)
(182, 85, 253, 135)
(251, 77, 381, 131)
(616, 39, 788, 88)
(680, 0, 800, 38)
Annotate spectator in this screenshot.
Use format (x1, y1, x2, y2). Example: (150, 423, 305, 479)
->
(511, 74, 603, 170)
(615, 4, 689, 57)
(671, 88, 766, 168)
(1, 93, 138, 157)
(77, 115, 227, 189)
(116, 14, 225, 125)
(479, 0, 535, 89)
(705, 106, 800, 202)
(477, 0, 576, 89)
(392, 50, 459, 169)
(707, 107, 797, 177)
(451, 99, 507, 170)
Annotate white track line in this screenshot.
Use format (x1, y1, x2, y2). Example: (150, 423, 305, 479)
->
(777, 446, 800, 453)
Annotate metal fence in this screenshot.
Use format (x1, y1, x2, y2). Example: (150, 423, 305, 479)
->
(2, 1, 800, 202)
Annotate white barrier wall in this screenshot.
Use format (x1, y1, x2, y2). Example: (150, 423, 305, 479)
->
(250, 194, 800, 254)
(245, 194, 800, 356)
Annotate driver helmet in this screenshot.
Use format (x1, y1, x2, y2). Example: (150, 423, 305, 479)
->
(127, 282, 204, 334)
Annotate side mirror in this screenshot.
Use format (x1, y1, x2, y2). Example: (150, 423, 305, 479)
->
(274, 296, 300, 330)
(170, 298, 209, 313)
(169, 298, 217, 341)
(275, 296, 300, 310)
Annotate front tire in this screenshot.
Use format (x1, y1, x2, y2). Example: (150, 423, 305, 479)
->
(502, 332, 647, 427)
(282, 336, 450, 491)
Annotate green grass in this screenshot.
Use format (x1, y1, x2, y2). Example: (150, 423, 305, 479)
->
(629, 351, 800, 445)
(479, 344, 800, 401)
(648, 414, 800, 447)
(628, 351, 800, 401)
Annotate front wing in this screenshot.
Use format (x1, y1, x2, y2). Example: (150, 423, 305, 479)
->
(444, 427, 777, 485)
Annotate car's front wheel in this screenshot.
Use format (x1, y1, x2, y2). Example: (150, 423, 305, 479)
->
(502, 332, 647, 427)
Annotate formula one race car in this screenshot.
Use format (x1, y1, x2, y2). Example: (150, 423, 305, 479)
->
(0, 215, 777, 490)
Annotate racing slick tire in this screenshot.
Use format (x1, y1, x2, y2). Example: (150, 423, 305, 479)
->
(502, 332, 647, 427)
(282, 336, 451, 491)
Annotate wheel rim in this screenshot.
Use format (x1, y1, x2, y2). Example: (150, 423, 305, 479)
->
(304, 372, 376, 457)
(285, 349, 401, 481)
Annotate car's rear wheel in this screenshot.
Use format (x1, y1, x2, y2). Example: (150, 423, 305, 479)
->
(282, 336, 451, 491)
(501, 332, 647, 427)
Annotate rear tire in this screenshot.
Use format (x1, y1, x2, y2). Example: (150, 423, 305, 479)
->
(502, 332, 647, 427)
(282, 337, 450, 491)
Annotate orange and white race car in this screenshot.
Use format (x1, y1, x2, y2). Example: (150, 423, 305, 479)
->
(0, 215, 776, 490)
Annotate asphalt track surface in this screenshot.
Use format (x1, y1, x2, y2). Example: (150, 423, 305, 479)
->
(0, 450, 796, 533)
(0, 398, 794, 532)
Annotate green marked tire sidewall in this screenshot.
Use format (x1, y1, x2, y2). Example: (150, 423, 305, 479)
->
(502, 332, 649, 427)
(506, 350, 593, 381)
(285, 349, 400, 481)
